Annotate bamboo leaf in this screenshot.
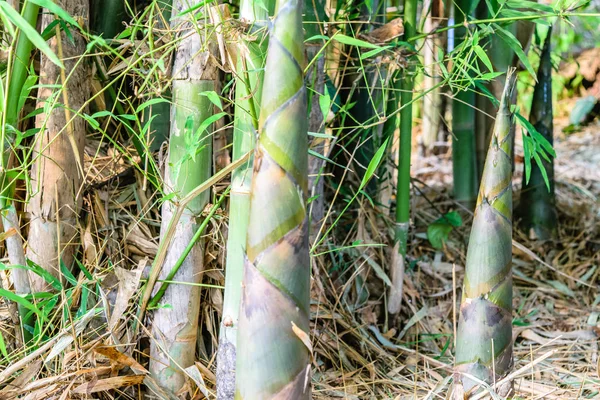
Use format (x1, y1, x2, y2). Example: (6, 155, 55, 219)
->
(318, 92, 330, 121)
(334, 33, 380, 49)
(359, 138, 388, 190)
(28, 0, 78, 26)
(360, 45, 392, 59)
(493, 24, 535, 78)
(0, 288, 41, 317)
(136, 98, 169, 113)
(474, 45, 494, 72)
(200, 91, 223, 110)
(0, 1, 64, 68)
(522, 130, 533, 184)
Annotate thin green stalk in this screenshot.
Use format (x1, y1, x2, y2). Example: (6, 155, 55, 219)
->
(452, 0, 478, 208)
(216, 0, 273, 398)
(235, 0, 310, 396)
(454, 71, 516, 396)
(517, 29, 557, 240)
(388, 0, 417, 316)
(148, 186, 230, 309)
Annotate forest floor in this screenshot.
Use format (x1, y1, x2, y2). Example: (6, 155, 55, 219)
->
(308, 116, 600, 399)
(0, 110, 598, 399)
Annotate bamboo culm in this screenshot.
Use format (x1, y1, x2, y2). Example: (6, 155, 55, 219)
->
(454, 71, 517, 396)
(234, 0, 311, 396)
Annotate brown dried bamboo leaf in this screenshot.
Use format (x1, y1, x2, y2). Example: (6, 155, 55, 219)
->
(109, 259, 147, 330)
(71, 375, 145, 394)
(94, 346, 148, 375)
(0, 360, 42, 396)
(183, 364, 208, 398)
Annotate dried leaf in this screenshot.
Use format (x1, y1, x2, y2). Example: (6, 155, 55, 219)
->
(71, 375, 145, 394)
(94, 346, 148, 375)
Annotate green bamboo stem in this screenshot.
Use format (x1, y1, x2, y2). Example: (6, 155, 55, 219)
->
(452, 0, 478, 208)
(234, 0, 310, 396)
(388, 0, 417, 316)
(149, 1, 217, 392)
(454, 71, 516, 396)
(216, 0, 273, 398)
(517, 29, 557, 240)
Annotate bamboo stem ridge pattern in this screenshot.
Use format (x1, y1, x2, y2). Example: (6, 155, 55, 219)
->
(454, 71, 517, 396)
(234, 0, 311, 397)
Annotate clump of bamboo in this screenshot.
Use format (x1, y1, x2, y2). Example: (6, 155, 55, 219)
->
(454, 71, 516, 396)
(216, 0, 273, 397)
(27, 0, 90, 292)
(517, 29, 557, 240)
(149, 0, 218, 393)
(234, 0, 311, 396)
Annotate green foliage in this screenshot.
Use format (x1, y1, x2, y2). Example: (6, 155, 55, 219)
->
(427, 211, 463, 249)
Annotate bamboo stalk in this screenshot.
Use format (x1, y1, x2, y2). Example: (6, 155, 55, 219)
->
(27, 0, 89, 293)
(216, 0, 273, 397)
(451, 0, 478, 208)
(149, 1, 218, 393)
(0, 0, 40, 340)
(517, 29, 557, 240)
(234, 0, 311, 396)
(388, 0, 417, 317)
(454, 71, 516, 397)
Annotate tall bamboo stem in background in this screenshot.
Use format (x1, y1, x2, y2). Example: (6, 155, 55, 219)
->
(305, 0, 326, 228)
(454, 72, 516, 397)
(388, 0, 417, 317)
(451, 0, 478, 208)
(517, 30, 557, 240)
(216, 0, 273, 396)
(27, 0, 90, 292)
(235, 0, 311, 396)
(475, 2, 533, 175)
(149, 1, 217, 393)
(1, 0, 40, 336)
(421, 0, 443, 151)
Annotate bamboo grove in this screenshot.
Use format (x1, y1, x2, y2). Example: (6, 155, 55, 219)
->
(0, 0, 585, 398)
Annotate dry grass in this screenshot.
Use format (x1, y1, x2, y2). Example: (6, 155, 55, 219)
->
(0, 116, 597, 399)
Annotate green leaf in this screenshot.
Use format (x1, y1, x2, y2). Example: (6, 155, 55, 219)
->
(0, 288, 41, 317)
(60, 259, 77, 286)
(28, 0, 78, 26)
(360, 138, 388, 190)
(200, 91, 223, 111)
(474, 45, 494, 72)
(0, 2, 64, 68)
(18, 73, 38, 113)
(522, 130, 533, 184)
(318, 92, 330, 122)
(533, 151, 550, 191)
(136, 98, 169, 113)
(427, 211, 462, 249)
(333, 33, 380, 49)
(360, 45, 392, 60)
(493, 24, 535, 78)
(0, 330, 8, 359)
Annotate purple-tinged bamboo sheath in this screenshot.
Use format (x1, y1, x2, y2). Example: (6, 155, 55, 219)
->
(454, 71, 516, 396)
(517, 30, 557, 240)
(150, 0, 218, 393)
(234, 0, 311, 397)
